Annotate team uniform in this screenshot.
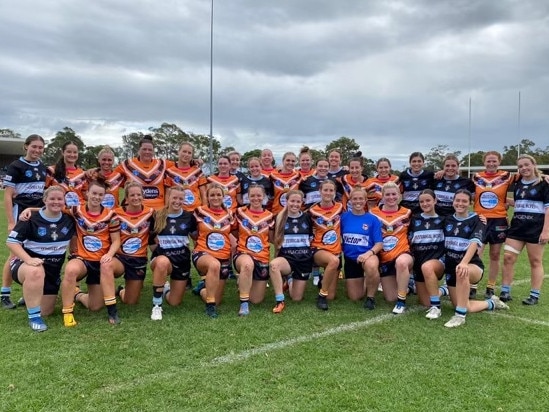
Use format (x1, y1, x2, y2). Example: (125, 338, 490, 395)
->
(114, 158, 169, 209)
(340, 211, 383, 279)
(276, 212, 314, 280)
(408, 213, 446, 281)
(3, 157, 47, 219)
(47, 166, 87, 207)
(8, 210, 75, 295)
(233, 206, 274, 281)
(327, 168, 347, 202)
(83, 169, 126, 210)
(298, 168, 315, 179)
(364, 175, 399, 207)
(69, 205, 121, 284)
(165, 164, 207, 212)
(339, 174, 367, 210)
(310, 202, 344, 264)
(205, 174, 241, 213)
(270, 170, 302, 215)
(507, 179, 549, 244)
(370, 206, 412, 277)
(299, 175, 334, 209)
(115, 206, 155, 281)
(239, 175, 274, 208)
(443, 213, 485, 287)
(472, 170, 515, 244)
(432, 176, 475, 216)
(192, 206, 234, 279)
(150, 211, 197, 281)
(398, 169, 434, 214)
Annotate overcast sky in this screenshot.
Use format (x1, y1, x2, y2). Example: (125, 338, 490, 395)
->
(1, 0, 548, 168)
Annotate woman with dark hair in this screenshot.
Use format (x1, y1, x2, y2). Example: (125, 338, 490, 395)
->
(202, 156, 240, 214)
(7, 186, 75, 331)
(298, 146, 315, 179)
(432, 154, 475, 217)
(365, 157, 400, 209)
(2, 134, 48, 309)
(47, 140, 86, 207)
(299, 158, 331, 209)
(238, 157, 274, 210)
(339, 157, 367, 210)
(398, 152, 434, 215)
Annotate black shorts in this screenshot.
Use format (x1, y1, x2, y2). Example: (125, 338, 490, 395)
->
(117, 255, 147, 281)
(343, 258, 365, 279)
(68, 256, 101, 285)
(413, 258, 445, 282)
(10, 258, 61, 295)
(280, 254, 313, 281)
(445, 257, 484, 287)
(379, 253, 413, 278)
(483, 217, 508, 245)
(233, 252, 269, 281)
(192, 251, 231, 280)
(153, 256, 192, 281)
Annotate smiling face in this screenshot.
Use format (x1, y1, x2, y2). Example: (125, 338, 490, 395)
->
(248, 186, 265, 209)
(125, 185, 144, 209)
(452, 192, 471, 215)
(217, 157, 231, 175)
(248, 159, 262, 178)
(286, 193, 303, 214)
(320, 181, 336, 203)
(282, 154, 297, 172)
(138, 142, 154, 163)
(443, 159, 459, 178)
(178, 144, 194, 165)
(63, 143, 79, 167)
(349, 160, 363, 179)
(315, 160, 329, 178)
(87, 183, 106, 209)
(382, 187, 400, 208)
(24, 139, 45, 162)
(377, 161, 391, 178)
(419, 192, 436, 214)
(517, 157, 536, 179)
(483, 154, 500, 173)
(261, 149, 274, 169)
(44, 188, 65, 215)
(229, 153, 241, 171)
(350, 189, 367, 213)
(328, 151, 341, 169)
(299, 153, 312, 171)
(207, 187, 224, 209)
(167, 188, 184, 212)
(98, 152, 114, 173)
(409, 156, 424, 173)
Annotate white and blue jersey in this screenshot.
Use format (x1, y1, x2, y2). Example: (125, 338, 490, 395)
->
(151, 211, 197, 265)
(3, 157, 47, 218)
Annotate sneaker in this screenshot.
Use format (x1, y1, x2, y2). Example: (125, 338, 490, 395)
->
(151, 305, 163, 321)
(1, 296, 16, 310)
(392, 302, 406, 315)
(29, 317, 48, 332)
(444, 315, 466, 328)
(17, 297, 26, 307)
(522, 296, 539, 305)
(162, 281, 171, 299)
(363, 297, 375, 310)
(425, 306, 442, 319)
(205, 304, 218, 318)
(316, 295, 328, 311)
(491, 295, 510, 310)
(63, 313, 77, 328)
(499, 291, 513, 302)
(484, 287, 495, 299)
(312, 275, 320, 286)
(239, 302, 249, 316)
(192, 280, 206, 296)
(272, 301, 285, 314)
(377, 282, 383, 292)
(469, 288, 477, 299)
(408, 277, 417, 295)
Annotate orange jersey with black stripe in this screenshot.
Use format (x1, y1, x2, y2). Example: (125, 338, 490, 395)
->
(114, 206, 154, 258)
(47, 166, 87, 207)
(309, 202, 343, 255)
(472, 170, 515, 218)
(205, 174, 241, 213)
(70, 205, 120, 262)
(270, 170, 302, 215)
(193, 206, 234, 260)
(261, 167, 275, 178)
(165, 164, 207, 212)
(365, 175, 400, 206)
(339, 174, 368, 210)
(299, 168, 315, 179)
(370, 206, 411, 263)
(234, 206, 274, 263)
(81, 169, 126, 210)
(114, 158, 168, 209)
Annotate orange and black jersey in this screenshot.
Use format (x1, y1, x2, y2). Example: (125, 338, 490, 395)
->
(270, 169, 302, 215)
(370, 206, 411, 263)
(234, 206, 274, 264)
(47, 166, 87, 207)
(193, 206, 234, 260)
(472, 170, 515, 218)
(165, 164, 207, 212)
(70, 205, 120, 262)
(205, 174, 241, 213)
(81, 169, 126, 210)
(364, 175, 399, 207)
(115, 206, 155, 258)
(114, 158, 168, 209)
(309, 202, 344, 255)
(339, 174, 367, 210)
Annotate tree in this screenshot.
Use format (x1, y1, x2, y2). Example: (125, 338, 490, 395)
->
(325, 136, 360, 166)
(219, 146, 236, 157)
(424, 144, 461, 171)
(0, 129, 21, 139)
(460, 151, 485, 168)
(501, 139, 536, 165)
(42, 127, 85, 166)
(241, 149, 262, 165)
(120, 131, 146, 159)
(149, 123, 191, 161)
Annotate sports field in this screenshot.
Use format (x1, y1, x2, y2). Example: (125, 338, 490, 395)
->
(1, 190, 548, 412)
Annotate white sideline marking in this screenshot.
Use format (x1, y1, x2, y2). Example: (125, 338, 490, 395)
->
(209, 311, 417, 365)
(494, 313, 549, 327)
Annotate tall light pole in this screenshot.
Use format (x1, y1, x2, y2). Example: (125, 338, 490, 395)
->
(517, 91, 521, 159)
(208, 0, 214, 173)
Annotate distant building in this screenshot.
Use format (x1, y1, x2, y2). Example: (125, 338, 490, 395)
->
(0, 136, 27, 171)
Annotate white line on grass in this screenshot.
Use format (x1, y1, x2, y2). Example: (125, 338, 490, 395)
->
(494, 313, 549, 327)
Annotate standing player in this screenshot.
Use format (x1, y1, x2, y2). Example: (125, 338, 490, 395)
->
(270, 152, 302, 216)
(365, 157, 399, 210)
(299, 158, 331, 209)
(298, 146, 315, 179)
(398, 152, 434, 215)
(47, 141, 86, 207)
(202, 156, 240, 214)
(339, 157, 367, 210)
(84, 146, 126, 210)
(238, 157, 273, 209)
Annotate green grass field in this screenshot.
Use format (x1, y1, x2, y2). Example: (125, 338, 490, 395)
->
(1, 190, 548, 412)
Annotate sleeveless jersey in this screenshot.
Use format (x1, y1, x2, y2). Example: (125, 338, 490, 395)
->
(193, 206, 234, 260)
(277, 212, 313, 261)
(309, 202, 344, 255)
(7, 209, 75, 273)
(432, 176, 475, 216)
(270, 169, 302, 215)
(115, 158, 167, 209)
(151, 210, 197, 265)
(115, 206, 155, 258)
(47, 166, 87, 207)
(165, 164, 207, 212)
(443, 213, 484, 272)
(408, 213, 445, 265)
(370, 206, 411, 263)
(3, 157, 47, 210)
(340, 211, 383, 261)
(398, 169, 434, 213)
(205, 174, 241, 213)
(234, 206, 274, 264)
(472, 170, 515, 218)
(70, 205, 120, 262)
